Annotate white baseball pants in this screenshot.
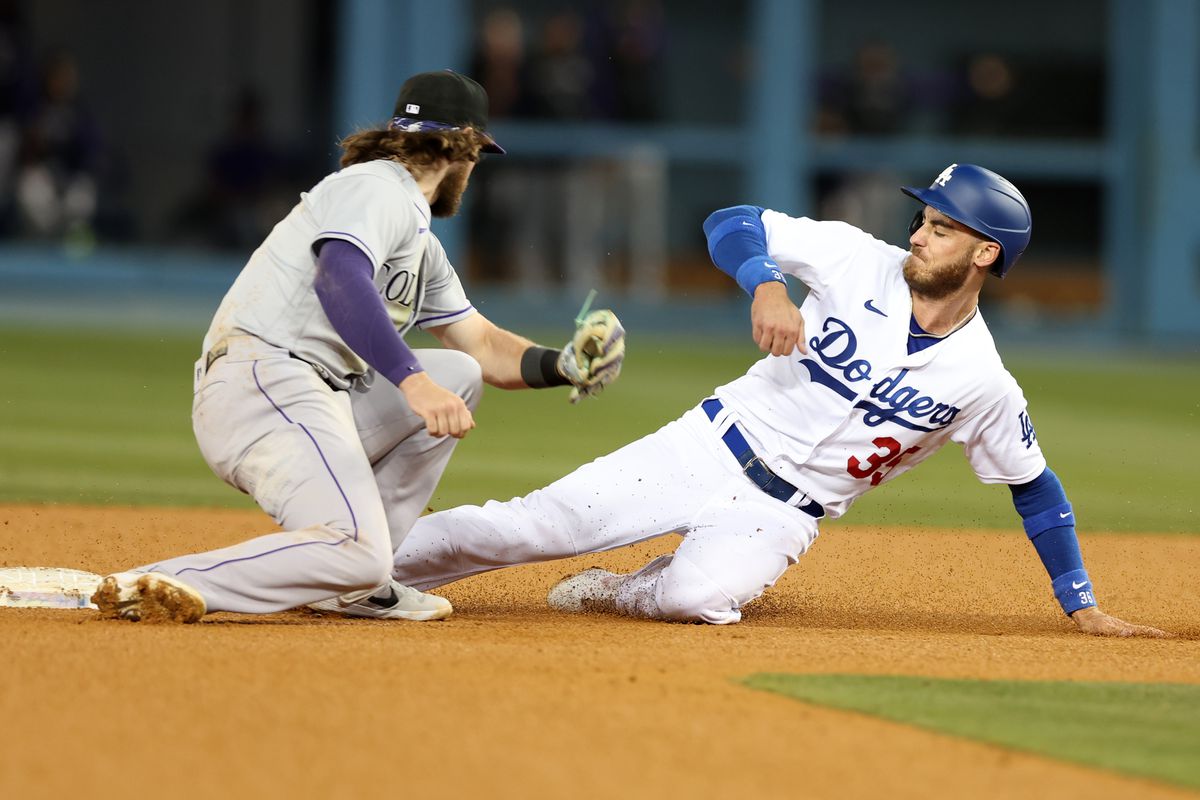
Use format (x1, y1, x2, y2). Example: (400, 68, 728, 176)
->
(393, 405, 821, 624)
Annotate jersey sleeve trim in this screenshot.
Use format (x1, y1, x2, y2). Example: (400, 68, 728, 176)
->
(315, 230, 379, 266)
(974, 462, 1047, 486)
(948, 377, 1047, 485)
(760, 211, 865, 292)
(416, 305, 476, 328)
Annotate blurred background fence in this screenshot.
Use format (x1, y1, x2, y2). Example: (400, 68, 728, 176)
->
(0, 0, 1197, 342)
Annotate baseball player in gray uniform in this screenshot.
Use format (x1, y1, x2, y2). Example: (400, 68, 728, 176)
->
(92, 70, 625, 623)
(391, 164, 1167, 637)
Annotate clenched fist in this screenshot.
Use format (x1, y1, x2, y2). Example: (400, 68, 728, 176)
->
(399, 371, 475, 438)
(751, 282, 806, 356)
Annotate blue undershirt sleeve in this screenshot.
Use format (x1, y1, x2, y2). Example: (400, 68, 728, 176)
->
(1010, 466, 1096, 615)
(314, 238, 423, 386)
(702, 205, 787, 297)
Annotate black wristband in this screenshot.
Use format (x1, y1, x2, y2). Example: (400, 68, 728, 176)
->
(520, 346, 570, 388)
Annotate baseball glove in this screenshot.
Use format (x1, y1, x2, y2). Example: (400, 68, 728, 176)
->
(557, 309, 625, 403)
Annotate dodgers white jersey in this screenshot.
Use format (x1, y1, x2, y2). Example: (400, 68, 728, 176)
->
(202, 160, 475, 385)
(715, 211, 1046, 519)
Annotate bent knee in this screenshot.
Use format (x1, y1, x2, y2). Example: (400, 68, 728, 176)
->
(340, 541, 393, 591)
(656, 573, 741, 625)
(656, 588, 741, 625)
(440, 350, 484, 410)
(310, 523, 393, 591)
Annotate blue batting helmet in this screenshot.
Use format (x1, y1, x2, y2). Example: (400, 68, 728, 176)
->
(901, 163, 1032, 278)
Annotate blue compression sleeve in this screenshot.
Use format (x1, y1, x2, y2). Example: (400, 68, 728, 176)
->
(314, 239, 423, 385)
(702, 205, 786, 297)
(1010, 467, 1095, 615)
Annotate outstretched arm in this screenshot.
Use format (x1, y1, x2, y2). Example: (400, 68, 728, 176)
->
(430, 310, 625, 402)
(428, 313, 538, 389)
(1011, 467, 1169, 638)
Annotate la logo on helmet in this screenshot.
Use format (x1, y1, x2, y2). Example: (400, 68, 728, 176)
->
(934, 164, 958, 187)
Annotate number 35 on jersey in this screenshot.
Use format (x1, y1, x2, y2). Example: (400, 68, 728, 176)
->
(847, 437, 921, 486)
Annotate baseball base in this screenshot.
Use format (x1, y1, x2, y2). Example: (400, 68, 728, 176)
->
(0, 567, 101, 609)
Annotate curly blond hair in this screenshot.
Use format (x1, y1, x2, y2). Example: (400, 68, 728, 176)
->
(338, 127, 484, 172)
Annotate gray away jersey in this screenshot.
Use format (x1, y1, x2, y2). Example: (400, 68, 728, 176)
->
(202, 160, 475, 385)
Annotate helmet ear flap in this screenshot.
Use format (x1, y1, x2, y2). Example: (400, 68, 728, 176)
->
(908, 208, 924, 237)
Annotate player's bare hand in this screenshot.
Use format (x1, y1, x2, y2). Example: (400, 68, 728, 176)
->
(751, 282, 805, 356)
(399, 372, 475, 439)
(1070, 606, 1172, 638)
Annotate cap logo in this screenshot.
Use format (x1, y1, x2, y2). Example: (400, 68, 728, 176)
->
(405, 103, 420, 114)
(933, 163, 958, 187)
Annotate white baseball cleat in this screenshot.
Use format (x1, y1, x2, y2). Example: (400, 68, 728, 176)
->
(307, 580, 452, 621)
(91, 572, 207, 623)
(547, 568, 621, 613)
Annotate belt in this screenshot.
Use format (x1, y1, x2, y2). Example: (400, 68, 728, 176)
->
(205, 342, 229, 372)
(702, 398, 825, 519)
(200, 337, 350, 392)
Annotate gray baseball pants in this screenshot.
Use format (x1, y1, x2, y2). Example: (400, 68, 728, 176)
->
(139, 335, 481, 613)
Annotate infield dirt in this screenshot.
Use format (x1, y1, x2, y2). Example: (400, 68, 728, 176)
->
(2, 504, 1197, 799)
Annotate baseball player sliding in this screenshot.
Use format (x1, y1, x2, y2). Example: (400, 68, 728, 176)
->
(392, 164, 1167, 636)
(92, 71, 625, 623)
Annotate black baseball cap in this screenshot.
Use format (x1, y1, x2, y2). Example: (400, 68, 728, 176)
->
(390, 70, 505, 154)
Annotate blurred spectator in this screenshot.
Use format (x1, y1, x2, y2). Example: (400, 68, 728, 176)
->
(949, 53, 1101, 139)
(467, 8, 530, 280)
(173, 87, 298, 251)
(527, 9, 596, 120)
(15, 50, 100, 243)
(470, 3, 667, 125)
(953, 53, 1021, 136)
(0, 0, 34, 235)
(609, 0, 666, 121)
(817, 41, 913, 136)
(470, 6, 531, 119)
(467, 4, 671, 290)
(815, 42, 915, 241)
(819, 170, 908, 242)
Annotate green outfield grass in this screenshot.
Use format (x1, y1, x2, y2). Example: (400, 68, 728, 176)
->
(745, 674, 1200, 790)
(0, 325, 1196, 532)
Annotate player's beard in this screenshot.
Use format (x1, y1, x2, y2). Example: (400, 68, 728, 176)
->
(430, 162, 471, 218)
(902, 248, 975, 300)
